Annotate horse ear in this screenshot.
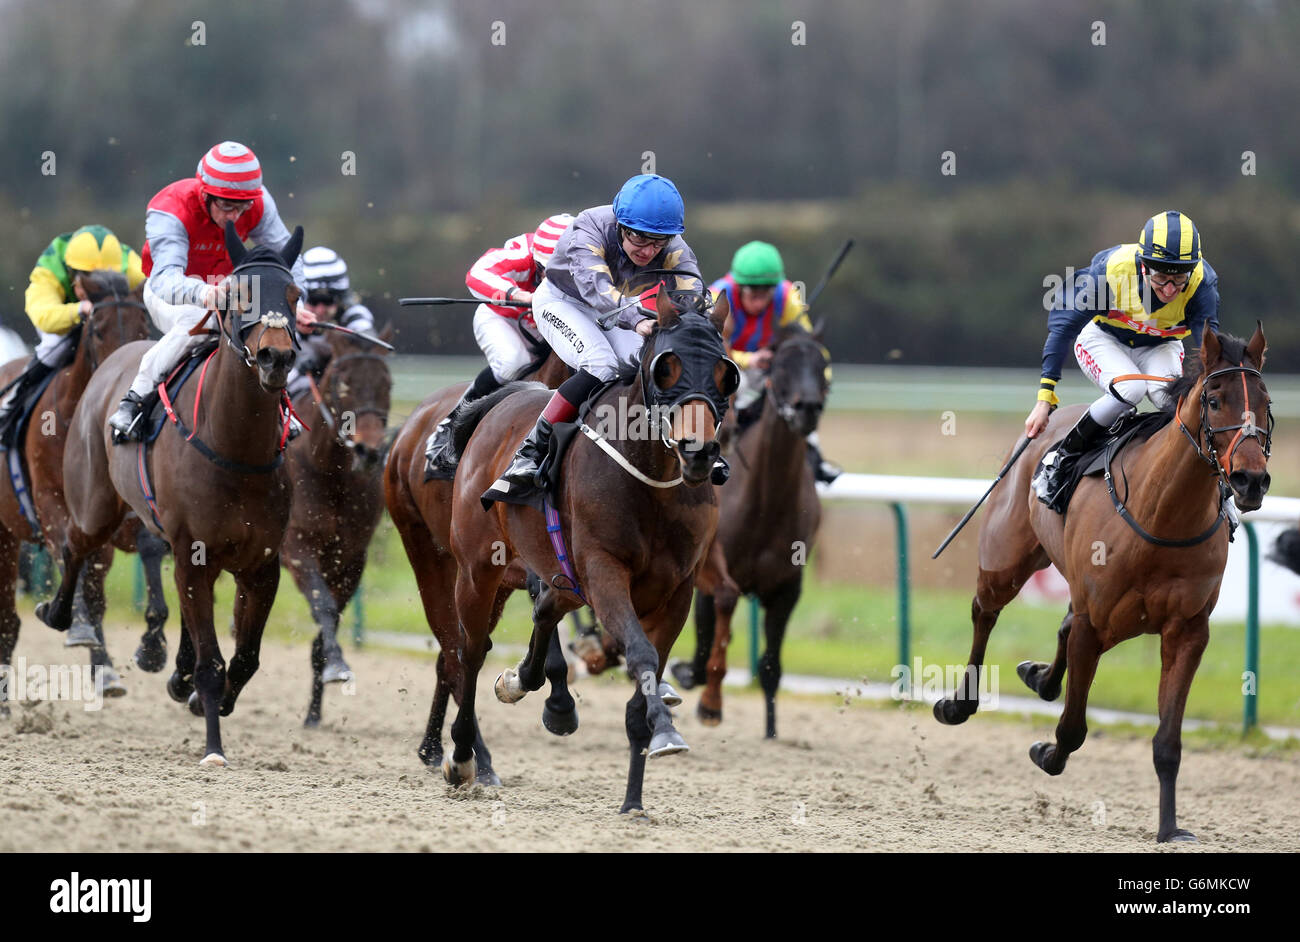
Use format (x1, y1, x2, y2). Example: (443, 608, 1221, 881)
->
(224, 221, 247, 267)
(812, 317, 827, 343)
(655, 282, 679, 330)
(280, 226, 304, 268)
(1200, 327, 1222, 368)
(708, 287, 729, 335)
(379, 321, 394, 344)
(1245, 320, 1266, 370)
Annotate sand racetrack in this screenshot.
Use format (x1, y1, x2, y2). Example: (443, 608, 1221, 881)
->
(2, 618, 1297, 853)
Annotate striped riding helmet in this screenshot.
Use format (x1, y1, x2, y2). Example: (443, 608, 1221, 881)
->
(1138, 211, 1201, 273)
(302, 246, 349, 296)
(196, 141, 263, 201)
(64, 225, 126, 273)
(531, 213, 574, 268)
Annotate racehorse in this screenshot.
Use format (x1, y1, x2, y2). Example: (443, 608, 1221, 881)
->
(37, 225, 304, 767)
(934, 326, 1272, 843)
(671, 326, 827, 736)
(385, 345, 575, 785)
(440, 284, 736, 812)
(0, 270, 154, 708)
(282, 325, 392, 726)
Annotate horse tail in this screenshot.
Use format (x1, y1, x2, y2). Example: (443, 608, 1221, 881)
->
(1270, 529, 1300, 577)
(450, 381, 545, 457)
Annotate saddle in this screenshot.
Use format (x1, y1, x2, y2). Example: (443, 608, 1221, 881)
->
(537, 377, 622, 494)
(142, 340, 218, 446)
(1044, 410, 1172, 514)
(0, 364, 63, 537)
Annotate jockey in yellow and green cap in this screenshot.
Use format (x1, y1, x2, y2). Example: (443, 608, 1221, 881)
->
(711, 240, 840, 483)
(1, 225, 145, 435)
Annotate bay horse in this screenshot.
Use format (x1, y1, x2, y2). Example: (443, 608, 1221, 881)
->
(671, 326, 827, 737)
(37, 224, 304, 767)
(0, 270, 155, 708)
(385, 346, 574, 786)
(442, 285, 736, 812)
(934, 326, 1272, 843)
(282, 325, 392, 726)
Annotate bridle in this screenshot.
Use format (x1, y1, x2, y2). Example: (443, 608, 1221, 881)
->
(309, 351, 390, 451)
(763, 334, 832, 431)
(1103, 365, 1272, 547)
(218, 259, 299, 366)
(83, 285, 147, 372)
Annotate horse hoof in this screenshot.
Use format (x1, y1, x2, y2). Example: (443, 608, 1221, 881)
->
(1158, 828, 1198, 844)
(441, 754, 477, 787)
(542, 703, 579, 736)
(475, 768, 502, 787)
(166, 672, 193, 703)
(932, 698, 971, 726)
(1029, 741, 1064, 775)
(303, 715, 321, 729)
(97, 666, 128, 698)
(669, 660, 700, 691)
(322, 659, 353, 685)
(648, 728, 690, 759)
(34, 601, 67, 632)
(1016, 660, 1043, 689)
(134, 638, 168, 673)
(64, 622, 98, 647)
(696, 702, 722, 726)
(657, 680, 683, 707)
(494, 669, 526, 704)
(187, 692, 205, 717)
(199, 753, 227, 768)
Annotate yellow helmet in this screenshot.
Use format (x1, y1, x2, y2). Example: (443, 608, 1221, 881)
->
(64, 225, 126, 273)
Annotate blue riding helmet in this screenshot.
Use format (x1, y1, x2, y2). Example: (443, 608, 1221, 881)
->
(613, 174, 685, 236)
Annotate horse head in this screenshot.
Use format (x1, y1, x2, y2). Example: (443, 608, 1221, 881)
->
(73, 269, 149, 370)
(222, 221, 302, 390)
(642, 283, 739, 485)
(319, 324, 393, 472)
(765, 320, 832, 438)
(1172, 324, 1272, 513)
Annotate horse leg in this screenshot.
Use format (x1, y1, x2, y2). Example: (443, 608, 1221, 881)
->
(620, 687, 653, 814)
(0, 530, 21, 717)
(672, 591, 715, 692)
(305, 634, 326, 728)
(1152, 616, 1209, 843)
(133, 528, 171, 672)
(1017, 607, 1072, 701)
(223, 555, 279, 716)
(496, 582, 577, 740)
(170, 550, 226, 764)
(444, 564, 500, 786)
(417, 650, 452, 768)
(305, 561, 352, 685)
(756, 578, 801, 740)
(167, 614, 195, 702)
(542, 621, 579, 736)
(80, 550, 126, 697)
(935, 551, 1048, 725)
(34, 540, 92, 633)
(1029, 612, 1102, 777)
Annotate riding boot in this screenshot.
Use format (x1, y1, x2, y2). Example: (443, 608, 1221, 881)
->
(108, 391, 147, 444)
(425, 367, 501, 481)
(1033, 411, 1107, 512)
(0, 359, 54, 449)
(806, 439, 842, 484)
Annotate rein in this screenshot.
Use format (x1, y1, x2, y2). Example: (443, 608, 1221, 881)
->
(1101, 366, 1271, 546)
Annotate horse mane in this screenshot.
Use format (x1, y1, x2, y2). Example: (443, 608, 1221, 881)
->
(82, 268, 129, 301)
(1163, 332, 1250, 411)
(450, 380, 547, 456)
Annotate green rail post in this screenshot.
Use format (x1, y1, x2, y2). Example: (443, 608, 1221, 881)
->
(892, 503, 910, 680)
(748, 595, 760, 683)
(1243, 522, 1259, 734)
(351, 582, 365, 647)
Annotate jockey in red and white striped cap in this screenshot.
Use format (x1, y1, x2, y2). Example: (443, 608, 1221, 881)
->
(423, 213, 574, 478)
(108, 141, 316, 442)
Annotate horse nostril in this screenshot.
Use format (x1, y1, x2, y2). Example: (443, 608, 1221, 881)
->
(1229, 471, 1250, 492)
(1260, 472, 1271, 493)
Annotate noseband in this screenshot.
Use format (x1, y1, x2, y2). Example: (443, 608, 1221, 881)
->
(219, 259, 299, 366)
(1176, 365, 1273, 483)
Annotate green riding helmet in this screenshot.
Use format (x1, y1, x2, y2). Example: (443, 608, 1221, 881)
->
(730, 241, 785, 286)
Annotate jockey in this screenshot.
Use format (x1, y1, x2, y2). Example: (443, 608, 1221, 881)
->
(108, 141, 315, 441)
(1028, 211, 1220, 510)
(0, 226, 145, 443)
(286, 246, 376, 401)
(711, 240, 841, 484)
(481, 174, 706, 508)
(423, 212, 575, 477)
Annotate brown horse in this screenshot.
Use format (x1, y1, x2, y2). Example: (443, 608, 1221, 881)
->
(934, 326, 1272, 843)
(440, 285, 735, 812)
(0, 270, 151, 709)
(37, 225, 304, 766)
(384, 346, 576, 785)
(672, 326, 827, 737)
(282, 326, 392, 726)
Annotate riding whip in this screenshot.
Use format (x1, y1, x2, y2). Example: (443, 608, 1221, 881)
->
(932, 435, 1034, 559)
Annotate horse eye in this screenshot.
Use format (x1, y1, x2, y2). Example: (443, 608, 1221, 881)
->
(1208, 397, 1220, 409)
